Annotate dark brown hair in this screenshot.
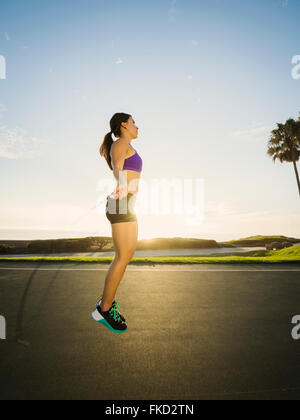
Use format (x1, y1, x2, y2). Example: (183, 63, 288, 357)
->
(99, 112, 132, 171)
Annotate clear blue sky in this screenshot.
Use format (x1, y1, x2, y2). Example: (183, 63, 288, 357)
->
(0, 0, 300, 241)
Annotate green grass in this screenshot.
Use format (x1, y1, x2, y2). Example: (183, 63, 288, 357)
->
(0, 245, 299, 264)
(271, 244, 300, 256)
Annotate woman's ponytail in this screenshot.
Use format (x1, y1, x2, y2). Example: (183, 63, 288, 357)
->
(99, 132, 114, 171)
(99, 113, 132, 171)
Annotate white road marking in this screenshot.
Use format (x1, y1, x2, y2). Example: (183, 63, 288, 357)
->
(0, 267, 299, 272)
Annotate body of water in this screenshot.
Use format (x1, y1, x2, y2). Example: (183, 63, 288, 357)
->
(1, 247, 268, 258)
(1, 229, 300, 243)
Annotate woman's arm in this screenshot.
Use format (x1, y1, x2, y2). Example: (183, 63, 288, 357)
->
(110, 141, 129, 198)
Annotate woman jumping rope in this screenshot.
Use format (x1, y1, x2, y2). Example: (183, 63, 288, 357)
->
(92, 113, 143, 333)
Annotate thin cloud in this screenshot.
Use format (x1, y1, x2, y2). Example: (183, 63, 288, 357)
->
(4, 32, 10, 41)
(282, 0, 288, 7)
(204, 200, 264, 219)
(229, 125, 274, 140)
(116, 58, 123, 65)
(206, 200, 272, 218)
(0, 125, 43, 159)
(186, 200, 271, 226)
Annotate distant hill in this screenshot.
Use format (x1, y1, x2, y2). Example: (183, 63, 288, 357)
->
(0, 237, 112, 254)
(222, 235, 300, 247)
(0, 235, 299, 255)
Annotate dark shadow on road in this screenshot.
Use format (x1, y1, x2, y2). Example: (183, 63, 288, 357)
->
(15, 261, 63, 346)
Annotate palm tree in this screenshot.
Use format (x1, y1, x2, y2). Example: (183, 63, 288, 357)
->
(267, 114, 300, 197)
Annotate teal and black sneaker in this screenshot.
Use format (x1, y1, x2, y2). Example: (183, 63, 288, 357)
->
(92, 303, 128, 333)
(96, 298, 127, 323)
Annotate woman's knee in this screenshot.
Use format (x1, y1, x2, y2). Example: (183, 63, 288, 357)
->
(115, 250, 135, 264)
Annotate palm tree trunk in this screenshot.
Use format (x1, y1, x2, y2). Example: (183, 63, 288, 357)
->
(293, 160, 300, 197)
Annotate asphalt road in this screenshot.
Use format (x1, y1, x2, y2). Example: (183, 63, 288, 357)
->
(1, 261, 300, 400)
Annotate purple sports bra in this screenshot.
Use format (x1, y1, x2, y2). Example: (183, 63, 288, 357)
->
(123, 148, 143, 173)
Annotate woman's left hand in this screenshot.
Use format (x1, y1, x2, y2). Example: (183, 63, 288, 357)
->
(111, 184, 128, 199)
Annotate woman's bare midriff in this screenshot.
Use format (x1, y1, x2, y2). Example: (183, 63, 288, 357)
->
(110, 142, 141, 197)
(123, 169, 140, 194)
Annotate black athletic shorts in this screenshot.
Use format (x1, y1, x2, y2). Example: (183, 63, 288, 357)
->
(105, 192, 137, 225)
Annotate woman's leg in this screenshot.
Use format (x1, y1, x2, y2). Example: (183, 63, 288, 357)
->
(100, 221, 138, 312)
